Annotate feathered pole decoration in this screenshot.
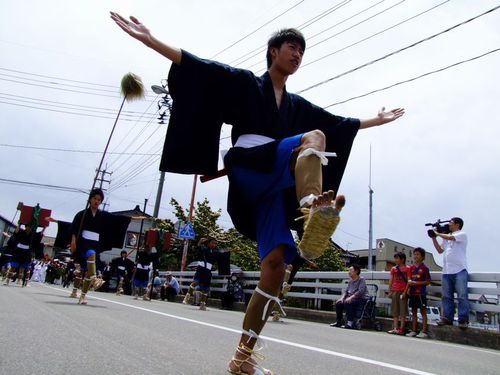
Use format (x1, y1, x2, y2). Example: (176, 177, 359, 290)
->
(91, 72, 145, 189)
(77, 73, 145, 233)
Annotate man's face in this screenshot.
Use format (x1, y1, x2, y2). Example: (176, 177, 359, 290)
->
(449, 220, 459, 232)
(207, 240, 217, 249)
(271, 41, 304, 75)
(413, 251, 423, 264)
(89, 195, 102, 210)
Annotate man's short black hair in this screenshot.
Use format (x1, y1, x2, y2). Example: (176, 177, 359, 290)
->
(394, 251, 406, 263)
(351, 264, 361, 275)
(89, 188, 104, 202)
(120, 250, 127, 256)
(266, 28, 306, 68)
(450, 217, 464, 229)
(413, 247, 426, 259)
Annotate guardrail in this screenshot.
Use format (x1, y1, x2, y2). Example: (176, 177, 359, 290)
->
(161, 270, 500, 315)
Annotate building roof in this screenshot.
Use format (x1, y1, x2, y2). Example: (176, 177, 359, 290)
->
(332, 241, 359, 259)
(111, 205, 153, 219)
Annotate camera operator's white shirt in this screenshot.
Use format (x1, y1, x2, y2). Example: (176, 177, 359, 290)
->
(441, 230, 468, 274)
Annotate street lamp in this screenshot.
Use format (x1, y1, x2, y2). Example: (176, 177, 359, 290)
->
(151, 83, 171, 222)
(151, 84, 169, 95)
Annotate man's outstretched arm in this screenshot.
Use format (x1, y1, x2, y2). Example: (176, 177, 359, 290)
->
(359, 107, 405, 129)
(110, 11, 182, 65)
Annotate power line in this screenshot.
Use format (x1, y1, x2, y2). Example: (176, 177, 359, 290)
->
(0, 77, 156, 99)
(0, 95, 157, 119)
(0, 92, 157, 116)
(298, 4, 500, 94)
(300, 0, 450, 69)
(0, 72, 120, 94)
(230, 0, 354, 67)
(0, 100, 154, 122)
(245, 0, 389, 70)
(299, 0, 406, 54)
(210, 0, 306, 59)
(324, 46, 500, 108)
(0, 177, 88, 194)
(0, 66, 118, 88)
(105, 102, 162, 169)
(0, 143, 160, 156)
(106, 117, 165, 172)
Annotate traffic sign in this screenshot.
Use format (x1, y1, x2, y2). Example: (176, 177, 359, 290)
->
(178, 221, 195, 240)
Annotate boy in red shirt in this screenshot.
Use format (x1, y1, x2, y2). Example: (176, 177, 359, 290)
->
(388, 252, 410, 335)
(406, 247, 431, 338)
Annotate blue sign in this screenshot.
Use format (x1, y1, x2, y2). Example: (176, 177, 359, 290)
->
(178, 221, 195, 240)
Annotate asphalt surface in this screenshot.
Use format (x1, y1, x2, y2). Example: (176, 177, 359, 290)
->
(1, 282, 499, 375)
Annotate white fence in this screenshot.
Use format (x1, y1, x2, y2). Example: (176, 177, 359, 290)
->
(162, 271, 500, 315)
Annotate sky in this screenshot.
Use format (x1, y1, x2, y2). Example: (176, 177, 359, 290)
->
(1, 0, 499, 272)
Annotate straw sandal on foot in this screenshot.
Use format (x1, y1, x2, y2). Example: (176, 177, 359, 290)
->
(227, 344, 274, 375)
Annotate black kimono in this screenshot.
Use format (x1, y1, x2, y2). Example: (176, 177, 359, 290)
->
(161, 50, 359, 241)
(193, 244, 220, 292)
(69, 209, 131, 265)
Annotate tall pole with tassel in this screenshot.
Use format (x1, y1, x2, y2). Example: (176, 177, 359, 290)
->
(76, 73, 145, 237)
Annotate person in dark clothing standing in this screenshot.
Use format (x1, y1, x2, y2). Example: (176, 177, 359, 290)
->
(182, 237, 220, 311)
(133, 245, 154, 301)
(110, 250, 135, 295)
(69, 189, 108, 304)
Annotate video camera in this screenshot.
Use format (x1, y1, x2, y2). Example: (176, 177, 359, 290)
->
(425, 219, 451, 238)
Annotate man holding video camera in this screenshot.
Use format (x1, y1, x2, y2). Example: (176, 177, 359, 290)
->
(429, 217, 469, 329)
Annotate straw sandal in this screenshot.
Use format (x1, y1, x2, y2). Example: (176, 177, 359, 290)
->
(228, 344, 274, 375)
(296, 195, 345, 259)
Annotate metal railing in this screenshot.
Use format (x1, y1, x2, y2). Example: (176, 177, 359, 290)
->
(161, 270, 500, 315)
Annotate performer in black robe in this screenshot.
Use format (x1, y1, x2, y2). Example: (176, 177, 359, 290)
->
(110, 250, 135, 295)
(67, 188, 131, 304)
(111, 12, 404, 375)
(132, 246, 154, 301)
(8, 224, 43, 287)
(182, 237, 222, 310)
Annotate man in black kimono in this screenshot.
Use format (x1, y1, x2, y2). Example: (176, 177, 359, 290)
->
(110, 250, 135, 295)
(182, 237, 220, 310)
(111, 12, 404, 375)
(69, 188, 108, 304)
(8, 224, 43, 287)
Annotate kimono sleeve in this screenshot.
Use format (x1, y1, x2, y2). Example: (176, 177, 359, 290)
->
(99, 214, 131, 251)
(70, 210, 84, 236)
(54, 220, 72, 249)
(161, 50, 253, 175)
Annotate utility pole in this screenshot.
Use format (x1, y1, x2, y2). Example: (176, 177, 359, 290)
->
(95, 168, 112, 190)
(180, 174, 198, 272)
(135, 198, 148, 262)
(95, 167, 112, 211)
(368, 145, 374, 271)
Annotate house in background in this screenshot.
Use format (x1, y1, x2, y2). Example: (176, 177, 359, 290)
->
(0, 213, 15, 247)
(350, 238, 442, 272)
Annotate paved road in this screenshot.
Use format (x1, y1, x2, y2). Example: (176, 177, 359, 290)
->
(0, 283, 498, 375)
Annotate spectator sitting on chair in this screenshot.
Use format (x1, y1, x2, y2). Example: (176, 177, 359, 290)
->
(161, 271, 180, 301)
(330, 264, 369, 329)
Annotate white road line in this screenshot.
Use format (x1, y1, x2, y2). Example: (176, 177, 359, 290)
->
(43, 284, 436, 374)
